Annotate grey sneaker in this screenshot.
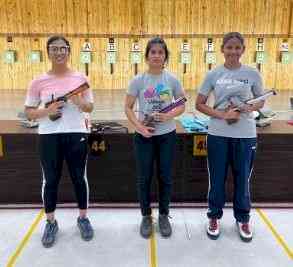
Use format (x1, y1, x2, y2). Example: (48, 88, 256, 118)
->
(140, 215, 153, 238)
(41, 220, 58, 248)
(77, 217, 94, 241)
(158, 214, 172, 237)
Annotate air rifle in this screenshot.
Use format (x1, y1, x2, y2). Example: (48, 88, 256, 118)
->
(143, 96, 187, 127)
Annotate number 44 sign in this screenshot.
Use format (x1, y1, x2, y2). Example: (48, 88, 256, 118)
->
(193, 135, 207, 156)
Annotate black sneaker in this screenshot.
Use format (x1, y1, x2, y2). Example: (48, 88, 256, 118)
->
(158, 214, 172, 238)
(77, 217, 94, 241)
(41, 220, 58, 248)
(140, 215, 153, 239)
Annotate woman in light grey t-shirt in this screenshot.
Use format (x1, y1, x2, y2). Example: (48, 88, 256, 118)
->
(196, 32, 265, 242)
(125, 37, 185, 239)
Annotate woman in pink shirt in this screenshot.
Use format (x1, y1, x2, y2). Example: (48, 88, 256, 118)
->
(25, 35, 94, 248)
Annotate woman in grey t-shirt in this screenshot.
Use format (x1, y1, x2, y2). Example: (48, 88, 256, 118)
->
(125, 37, 185, 239)
(196, 32, 265, 242)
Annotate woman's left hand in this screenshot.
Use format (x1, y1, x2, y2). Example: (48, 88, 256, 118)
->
(70, 94, 85, 108)
(152, 112, 172, 122)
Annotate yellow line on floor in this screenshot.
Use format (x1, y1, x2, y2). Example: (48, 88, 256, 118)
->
(256, 208, 293, 260)
(149, 227, 158, 267)
(6, 209, 45, 267)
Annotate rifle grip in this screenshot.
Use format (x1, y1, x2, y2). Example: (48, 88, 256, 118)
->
(49, 113, 62, 121)
(226, 118, 238, 124)
(45, 102, 51, 108)
(143, 114, 155, 127)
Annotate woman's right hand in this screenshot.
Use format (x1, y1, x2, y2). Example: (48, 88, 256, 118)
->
(46, 101, 64, 117)
(222, 107, 240, 124)
(136, 124, 155, 138)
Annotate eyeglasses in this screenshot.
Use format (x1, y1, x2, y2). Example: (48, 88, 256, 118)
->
(48, 45, 70, 54)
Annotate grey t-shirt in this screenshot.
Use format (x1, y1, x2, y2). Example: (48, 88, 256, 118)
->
(127, 70, 184, 136)
(198, 65, 264, 138)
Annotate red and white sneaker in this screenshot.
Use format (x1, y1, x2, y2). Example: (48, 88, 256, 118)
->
(206, 218, 220, 240)
(237, 222, 253, 242)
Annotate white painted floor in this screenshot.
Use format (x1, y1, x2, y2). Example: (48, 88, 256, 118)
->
(1, 208, 292, 267)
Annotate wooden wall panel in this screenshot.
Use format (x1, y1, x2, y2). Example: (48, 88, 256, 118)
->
(0, 37, 293, 90)
(108, 0, 136, 35)
(173, 0, 291, 35)
(0, 37, 11, 89)
(0, 0, 292, 35)
(189, 39, 205, 90)
(204, 0, 223, 34)
(291, 1, 293, 35)
(0, 1, 8, 34)
(0, 0, 292, 90)
(65, 0, 88, 34)
(173, 0, 191, 34)
(260, 39, 278, 89)
(31, 0, 53, 34)
(254, 0, 290, 34)
(275, 38, 293, 89)
(142, 0, 174, 35)
(29, 0, 43, 34)
(87, 0, 144, 35)
(87, 1, 109, 35)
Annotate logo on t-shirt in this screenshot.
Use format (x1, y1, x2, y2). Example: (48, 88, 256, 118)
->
(216, 78, 249, 86)
(143, 83, 172, 113)
(144, 83, 171, 100)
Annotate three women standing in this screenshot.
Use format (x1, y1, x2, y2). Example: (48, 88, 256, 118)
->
(25, 32, 264, 244)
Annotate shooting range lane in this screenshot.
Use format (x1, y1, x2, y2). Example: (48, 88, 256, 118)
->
(155, 208, 293, 267)
(0, 209, 42, 267)
(256, 209, 293, 259)
(8, 209, 150, 267)
(3, 208, 293, 267)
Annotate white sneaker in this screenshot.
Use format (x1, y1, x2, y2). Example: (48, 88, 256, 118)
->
(206, 218, 220, 240)
(237, 221, 253, 242)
